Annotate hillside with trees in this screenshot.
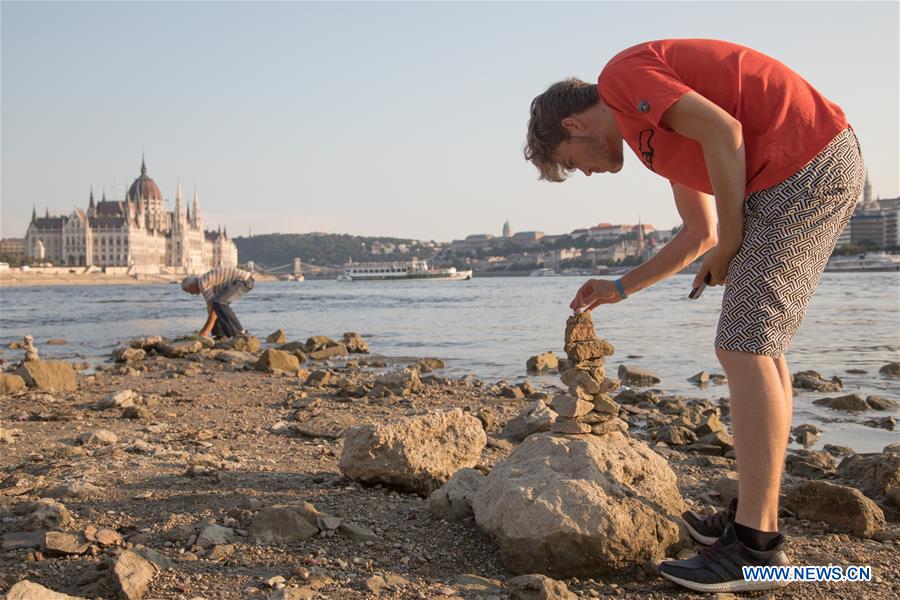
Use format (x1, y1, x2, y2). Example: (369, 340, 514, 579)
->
(233, 233, 437, 269)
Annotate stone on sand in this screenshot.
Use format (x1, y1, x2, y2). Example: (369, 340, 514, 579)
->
(14, 359, 77, 391)
(248, 506, 319, 544)
(526, 351, 560, 374)
(784, 480, 885, 538)
(508, 574, 576, 600)
(473, 432, 684, 577)
(5, 581, 87, 600)
(339, 408, 486, 495)
(616, 364, 661, 386)
(110, 549, 158, 600)
(428, 467, 486, 520)
(266, 329, 288, 344)
(0, 372, 26, 394)
(254, 349, 301, 374)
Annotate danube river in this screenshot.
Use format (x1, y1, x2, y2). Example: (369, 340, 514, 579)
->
(1, 272, 897, 452)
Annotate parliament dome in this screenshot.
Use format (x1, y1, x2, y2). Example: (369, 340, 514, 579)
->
(127, 157, 162, 202)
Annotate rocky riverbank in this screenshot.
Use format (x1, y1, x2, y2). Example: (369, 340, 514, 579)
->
(1, 331, 898, 599)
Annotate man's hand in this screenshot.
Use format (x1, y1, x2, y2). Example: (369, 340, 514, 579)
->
(693, 241, 741, 287)
(570, 278, 621, 312)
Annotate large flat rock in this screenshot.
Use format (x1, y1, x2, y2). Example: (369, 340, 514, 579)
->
(5, 580, 87, 600)
(339, 408, 486, 495)
(473, 432, 684, 577)
(14, 360, 77, 391)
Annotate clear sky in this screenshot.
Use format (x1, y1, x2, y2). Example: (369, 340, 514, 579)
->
(2, 1, 898, 241)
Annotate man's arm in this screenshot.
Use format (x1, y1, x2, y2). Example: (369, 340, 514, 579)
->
(620, 184, 718, 294)
(199, 301, 217, 337)
(570, 184, 717, 310)
(660, 91, 746, 286)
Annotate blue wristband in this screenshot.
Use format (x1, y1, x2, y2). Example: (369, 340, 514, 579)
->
(614, 278, 628, 300)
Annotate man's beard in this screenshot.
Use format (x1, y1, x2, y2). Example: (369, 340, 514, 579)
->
(580, 134, 622, 169)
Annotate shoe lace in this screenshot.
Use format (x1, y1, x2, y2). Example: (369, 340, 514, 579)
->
(706, 509, 730, 531)
(700, 540, 725, 561)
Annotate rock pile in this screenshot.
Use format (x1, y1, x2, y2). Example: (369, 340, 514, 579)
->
(23, 335, 39, 361)
(467, 311, 686, 576)
(549, 311, 626, 436)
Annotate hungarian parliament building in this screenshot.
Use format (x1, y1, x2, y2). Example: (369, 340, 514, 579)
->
(24, 158, 238, 273)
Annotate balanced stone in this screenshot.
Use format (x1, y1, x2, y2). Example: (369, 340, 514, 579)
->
(591, 418, 629, 435)
(550, 420, 592, 435)
(549, 394, 593, 418)
(591, 394, 620, 415)
(560, 368, 602, 395)
(564, 340, 616, 362)
(23, 335, 39, 361)
(581, 411, 617, 425)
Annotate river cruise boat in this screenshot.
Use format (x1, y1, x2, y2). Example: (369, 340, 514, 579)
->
(826, 252, 900, 272)
(337, 258, 472, 281)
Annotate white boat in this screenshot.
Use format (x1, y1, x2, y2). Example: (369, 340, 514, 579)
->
(529, 267, 559, 277)
(337, 258, 472, 281)
(826, 252, 900, 272)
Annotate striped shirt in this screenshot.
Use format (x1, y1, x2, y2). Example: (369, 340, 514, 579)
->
(198, 267, 252, 302)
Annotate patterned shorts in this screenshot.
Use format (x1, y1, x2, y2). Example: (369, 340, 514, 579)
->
(715, 128, 865, 357)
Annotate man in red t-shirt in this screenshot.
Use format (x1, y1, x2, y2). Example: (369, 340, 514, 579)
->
(525, 39, 864, 593)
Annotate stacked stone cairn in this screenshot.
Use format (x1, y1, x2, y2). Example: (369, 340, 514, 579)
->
(23, 335, 39, 362)
(550, 311, 627, 436)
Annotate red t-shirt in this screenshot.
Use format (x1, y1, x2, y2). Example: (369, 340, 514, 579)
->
(597, 39, 848, 195)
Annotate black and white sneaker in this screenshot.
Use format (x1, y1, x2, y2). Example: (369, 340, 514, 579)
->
(658, 523, 791, 593)
(683, 498, 737, 545)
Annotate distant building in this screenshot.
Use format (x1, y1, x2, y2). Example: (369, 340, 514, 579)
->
(836, 223, 853, 247)
(0, 238, 25, 262)
(540, 234, 565, 245)
(586, 223, 633, 242)
(502, 220, 511, 238)
(598, 242, 629, 262)
(511, 231, 544, 247)
(23, 158, 237, 272)
(569, 228, 589, 239)
(543, 247, 580, 269)
(862, 171, 873, 207)
(449, 233, 496, 253)
(880, 197, 900, 247)
(850, 211, 886, 247)
(841, 166, 898, 248)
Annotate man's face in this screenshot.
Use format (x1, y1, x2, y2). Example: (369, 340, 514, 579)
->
(553, 133, 624, 177)
(552, 106, 624, 177)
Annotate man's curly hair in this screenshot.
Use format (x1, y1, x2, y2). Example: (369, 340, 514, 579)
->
(524, 78, 599, 182)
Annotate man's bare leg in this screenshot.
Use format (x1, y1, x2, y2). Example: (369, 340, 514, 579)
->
(773, 354, 793, 425)
(716, 348, 791, 532)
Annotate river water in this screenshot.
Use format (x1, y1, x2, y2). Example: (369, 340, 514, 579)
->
(1, 273, 897, 452)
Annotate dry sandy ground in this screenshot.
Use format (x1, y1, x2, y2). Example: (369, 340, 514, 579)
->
(1, 349, 898, 599)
